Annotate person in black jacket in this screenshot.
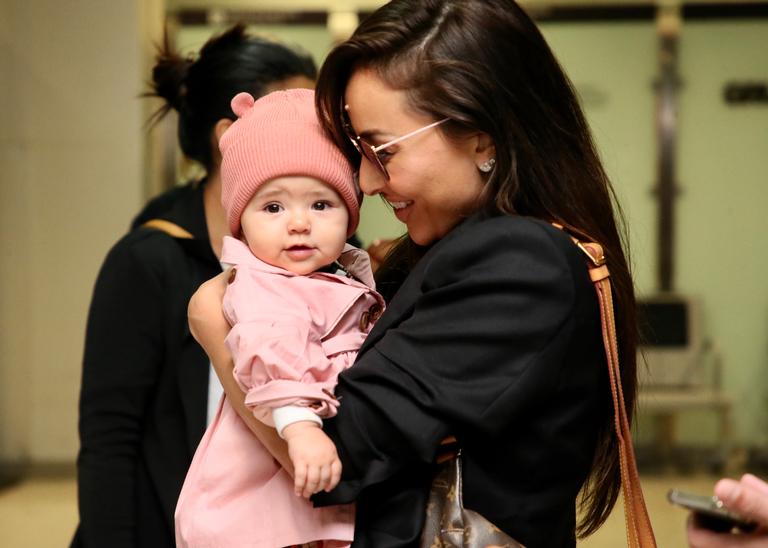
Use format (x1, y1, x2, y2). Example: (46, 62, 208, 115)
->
(71, 25, 317, 548)
(187, 2, 641, 547)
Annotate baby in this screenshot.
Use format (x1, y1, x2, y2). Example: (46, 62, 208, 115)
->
(175, 88, 384, 548)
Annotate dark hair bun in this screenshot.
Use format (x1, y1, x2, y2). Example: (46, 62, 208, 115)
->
(150, 48, 193, 111)
(144, 24, 317, 171)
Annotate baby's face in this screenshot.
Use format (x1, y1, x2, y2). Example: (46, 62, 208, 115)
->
(240, 176, 349, 275)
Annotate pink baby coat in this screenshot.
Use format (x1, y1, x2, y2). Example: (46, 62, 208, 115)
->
(175, 236, 384, 548)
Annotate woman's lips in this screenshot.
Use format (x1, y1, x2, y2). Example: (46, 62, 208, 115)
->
(388, 200, 413, 223)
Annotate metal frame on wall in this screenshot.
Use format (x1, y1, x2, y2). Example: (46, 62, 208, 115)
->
(170, 3, 768, 26)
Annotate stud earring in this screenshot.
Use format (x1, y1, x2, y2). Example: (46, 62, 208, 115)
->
(479, 158, 496, 173)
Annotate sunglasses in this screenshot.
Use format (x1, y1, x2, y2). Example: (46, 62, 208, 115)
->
(342, 104, 449, 180)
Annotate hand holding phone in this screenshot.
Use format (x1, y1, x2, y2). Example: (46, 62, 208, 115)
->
(668, 488, 757, 533)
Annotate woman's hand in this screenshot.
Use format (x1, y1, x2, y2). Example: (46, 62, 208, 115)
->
(188, 271, 230, 367)
(188, 270, 293, 476)
(687, 474, 768, 547)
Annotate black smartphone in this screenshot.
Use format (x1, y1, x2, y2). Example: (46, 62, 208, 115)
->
(668, 488, 757, 533)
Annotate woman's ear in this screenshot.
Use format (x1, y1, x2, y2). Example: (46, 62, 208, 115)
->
(210, 118, 234, 168)
(474, 132, 496, 168)
(214, 118, 233, 143)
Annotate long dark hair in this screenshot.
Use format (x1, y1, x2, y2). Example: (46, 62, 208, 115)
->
(146, 24, 317, 172)
(315, 0, 638, 537)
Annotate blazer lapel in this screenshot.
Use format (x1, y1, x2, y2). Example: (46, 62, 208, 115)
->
(357, 248, 431, 355)
(357, 215, 482, 357)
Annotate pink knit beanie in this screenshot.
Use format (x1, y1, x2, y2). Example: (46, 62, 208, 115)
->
(220, 88, 359, 237)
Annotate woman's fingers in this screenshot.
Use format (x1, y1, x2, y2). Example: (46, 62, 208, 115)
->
(740, 474, 768, 496)
(187, 271, 229, 349)
(715, 477, 768, 526)
(686, 514, 767, 548)
(687, 476, 768, 547)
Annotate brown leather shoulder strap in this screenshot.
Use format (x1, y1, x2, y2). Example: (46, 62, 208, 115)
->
(553, 223, 657, 548)
(142, 218, 194, 239)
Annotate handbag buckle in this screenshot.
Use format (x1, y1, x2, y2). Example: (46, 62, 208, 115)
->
(576, 241, 606, 267)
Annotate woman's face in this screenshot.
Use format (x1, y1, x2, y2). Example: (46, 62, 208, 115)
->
(344, 68, 488, 246)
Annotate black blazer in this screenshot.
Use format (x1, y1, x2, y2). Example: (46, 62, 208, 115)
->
(315, 215, 609, 548)
(72, 183, 220, 548)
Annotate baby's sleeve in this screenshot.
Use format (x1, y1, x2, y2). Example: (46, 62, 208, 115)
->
(225, 306, 342, 426)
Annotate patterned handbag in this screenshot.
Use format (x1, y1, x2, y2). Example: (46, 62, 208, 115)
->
(419, 228, 657, 548)
(421, 448, 525, 548)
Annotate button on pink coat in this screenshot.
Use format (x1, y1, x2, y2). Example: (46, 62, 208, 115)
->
(175, 237, 384, 548)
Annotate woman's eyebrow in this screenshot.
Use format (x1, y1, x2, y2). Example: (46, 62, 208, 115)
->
(358, 128, 392, 140)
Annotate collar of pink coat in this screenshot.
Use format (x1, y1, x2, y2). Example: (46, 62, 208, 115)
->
(220, 236, 377, 290)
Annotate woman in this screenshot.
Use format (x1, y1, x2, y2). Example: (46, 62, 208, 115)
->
(189, 1, 638, 546)
(72, 25, 316, 548)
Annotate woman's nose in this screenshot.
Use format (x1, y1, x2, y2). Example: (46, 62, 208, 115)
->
(358, 160, 386, 196)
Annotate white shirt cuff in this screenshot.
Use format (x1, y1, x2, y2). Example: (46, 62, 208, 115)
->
(272, 405, 322, 438)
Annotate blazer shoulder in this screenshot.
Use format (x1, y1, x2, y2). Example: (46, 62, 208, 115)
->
(459, 214, 575, 248)
(428, 215, 577, 273)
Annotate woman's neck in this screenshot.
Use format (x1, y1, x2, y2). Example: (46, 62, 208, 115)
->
(203, 171, 229, 260)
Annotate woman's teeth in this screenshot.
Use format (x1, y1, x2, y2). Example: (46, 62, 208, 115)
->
(389, 201, 411, 209)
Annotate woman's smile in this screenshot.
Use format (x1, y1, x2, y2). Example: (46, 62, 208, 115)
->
(387, 200, 412, 210)
(386, 199, 414, 222)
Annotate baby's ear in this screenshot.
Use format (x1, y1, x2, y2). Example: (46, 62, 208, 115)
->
(230, 92, 255, 118)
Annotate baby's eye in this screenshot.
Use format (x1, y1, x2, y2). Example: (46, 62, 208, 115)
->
(264, 203, 282, 213)
(312, 201, 331, 211)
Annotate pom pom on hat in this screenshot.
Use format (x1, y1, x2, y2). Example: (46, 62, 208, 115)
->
(220, 88, 359, 238)
(230, 92, 255, 117)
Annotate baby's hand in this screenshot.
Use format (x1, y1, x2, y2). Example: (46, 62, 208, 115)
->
(282, 422, 342, 498)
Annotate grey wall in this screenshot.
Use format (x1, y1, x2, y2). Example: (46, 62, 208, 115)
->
(0, 0, 147, 465)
